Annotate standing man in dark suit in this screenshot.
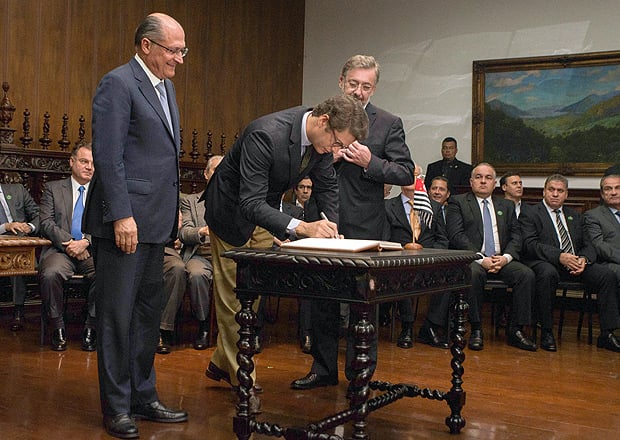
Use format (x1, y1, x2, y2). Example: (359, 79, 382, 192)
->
(519, 174, 620, 353)
(83, 13, 189, 439)
(424, 137, 472, 193)
(204, 95, 368, 411)
(291, 55, 414, 391)
(447, 162, 537, 352)
(385, 169, 450, 349)
(38, 143, 96, 351)
(0, 182, 39, 331)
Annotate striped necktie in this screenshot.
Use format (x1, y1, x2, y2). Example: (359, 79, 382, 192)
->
(554, 209, 574, 254)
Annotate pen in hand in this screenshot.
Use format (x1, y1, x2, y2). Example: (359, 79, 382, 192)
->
(320, 211, 340, 239)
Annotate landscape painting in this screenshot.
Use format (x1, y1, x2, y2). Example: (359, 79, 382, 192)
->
(472, 51, 620, 176)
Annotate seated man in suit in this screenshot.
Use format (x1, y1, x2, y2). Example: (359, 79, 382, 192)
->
(424, 137, 472, 193)
(500, 171, 530, 218)
(583, 174, 620, 352)
(429, 176, 450, 223)
(158, 155, 222, 354)
(446, 162, 537, 352)
(385, 167, 450, 349)
(585, 174, 620, 285)
(520, 174, 620, 352)
(0, 181, 39, 332)
(38, 143, 96, 351)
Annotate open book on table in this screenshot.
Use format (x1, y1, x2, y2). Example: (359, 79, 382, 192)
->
(279, 238, 403, 253)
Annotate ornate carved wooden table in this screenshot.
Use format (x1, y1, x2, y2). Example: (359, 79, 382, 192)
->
(223, 247, 477, 440)
(0, 236, 51, 276)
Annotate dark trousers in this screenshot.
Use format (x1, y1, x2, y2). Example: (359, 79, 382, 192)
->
(93, 238, 165, 416)
(38, 251, 96, 329)
(469, 261, 535, 329)
(528, 260, 620, 333)
(310, 300, 377, 381)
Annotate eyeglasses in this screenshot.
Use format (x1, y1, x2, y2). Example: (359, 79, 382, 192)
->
(345, 79, 375, 93)
(148, 39, 189, 58)
(329, 126, 345, 148)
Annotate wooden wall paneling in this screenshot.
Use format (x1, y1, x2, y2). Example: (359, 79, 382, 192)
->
(36, 1, 68, 147)
(5, 0, 41, 137)
(66, 0, 98, 144)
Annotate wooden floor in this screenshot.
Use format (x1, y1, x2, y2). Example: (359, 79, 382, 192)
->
(0, 302, 619, 440)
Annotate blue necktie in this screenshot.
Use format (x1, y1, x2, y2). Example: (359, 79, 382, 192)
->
(156, 82, 173, 131)
(71, 186, 85, 240)
(615, 211, 620, 224)
(482, 199, 495, 257)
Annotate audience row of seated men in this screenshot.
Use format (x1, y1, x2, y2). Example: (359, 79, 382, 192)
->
(1, 146, 221, 354)
(380, 160, 620, 355)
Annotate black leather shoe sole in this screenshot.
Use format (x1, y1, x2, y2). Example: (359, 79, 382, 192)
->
(131, 402, 188, 423)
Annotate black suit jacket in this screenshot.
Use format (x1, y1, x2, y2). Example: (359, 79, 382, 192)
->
(424, 158, 472, 193)
(520, 201, 596, 268)
(384, 195, 448, 249)
(446, 192, 522, 258)
(205, 106, 339, 247)
(335, 102, 414, 240)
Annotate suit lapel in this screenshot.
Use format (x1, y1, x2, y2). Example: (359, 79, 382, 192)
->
(538, 202, 561, 248)
(365, 102, 377, 132)
(130, 59, 176, 143)
(61, 179, 73, 231)
(465, 193, 484, 244)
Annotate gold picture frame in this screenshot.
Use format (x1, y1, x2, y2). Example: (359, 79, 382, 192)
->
(472, 50, 620, 176)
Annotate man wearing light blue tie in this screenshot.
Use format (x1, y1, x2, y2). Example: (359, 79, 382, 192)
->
(38, 143, 96, 351)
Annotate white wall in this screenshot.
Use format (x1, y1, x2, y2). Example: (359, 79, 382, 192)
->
(303, 0, 620, 189)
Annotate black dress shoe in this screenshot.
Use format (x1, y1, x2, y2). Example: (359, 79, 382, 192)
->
(205, 361, 232, 385)
(51, 327, 67, 351)
(507, 329, 537, 352)
(540, 331, 557, 352)
(131, 400, 188, 423)
(81, 327, 97, 352)
(156, 330, 173, 355)
(417, 324, 449, 349)
(396, 325, 414, 349)
(193, 320, 209, 350)
(300, 334, 312, 354)
(597, 332, 620, 353)
(290, 372, 338, 390)
(10, 307, 24, 331)
(103, 413, 138, 439)
(468, 329, 483, 351)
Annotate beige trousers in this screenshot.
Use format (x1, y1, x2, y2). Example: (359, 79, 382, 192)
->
(209, 226, 273, 386)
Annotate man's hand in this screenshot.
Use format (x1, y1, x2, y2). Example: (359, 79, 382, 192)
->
(559, 253, 584, 275)
(114, 216, 138, 254)
(5, 222, 32, 235)
(63, 238, 90, 259)
(295, 220, 339, 239)
(340, 141, 372, 168)
(198, 225, 209, 237)
(488, 255, 508, 273)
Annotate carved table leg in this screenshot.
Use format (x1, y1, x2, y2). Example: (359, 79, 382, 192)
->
(349, 303, 375, 440)
(233, 293, 257, 440)
(445, 288, 468, 434)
